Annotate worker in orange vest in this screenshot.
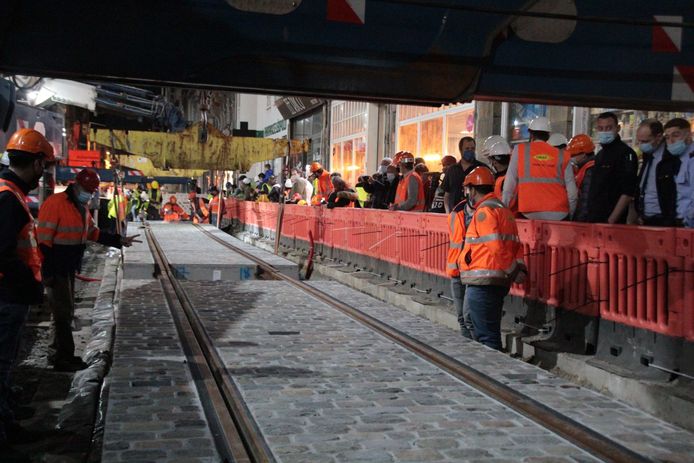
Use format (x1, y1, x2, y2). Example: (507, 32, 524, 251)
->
(459, 167, 527, 350)
(566, 134, 596, 222)
(208, 186, 226, 226)
(447, 195, 474, 338)
(502, 117, 577, 220)
(389, 152, 426, 211)
(162, 195, 189, 221)
(38, 169, 138, 371)
(0, 129, 54, 448)
(487, 139, 517, 215)
(189, 188, 209, 223)
(309, 162, 332, 205)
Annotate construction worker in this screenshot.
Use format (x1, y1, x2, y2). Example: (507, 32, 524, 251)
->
(162, 195, 189, 221)
(429, 155, 457, 213)
(107, 188, 128, 234)
(37, 169, 138, 371)
(502, 116, 577, 220)
(548, 133, 568, 149)
(447, 192, 474, 338)
(389, 152, 425, 211)
(147, 180, 162, 219)
(189, 188, 209, 224)
(487, 140, 516, 213)
(0, 129, 53, 451)
(130, 186, 142, 222)
(309, 161, 332, 205)
(566, 134, 596, 222)
(208, 185, 226, 226)
(459, 167, 526, 350)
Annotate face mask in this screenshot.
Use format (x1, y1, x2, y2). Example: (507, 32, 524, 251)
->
(639, 142, 654, 154)
(386, 173, 396, 182)
(462, 150, 476, 162)
(597, 131, 615, 145)
(378, 165, 388, 174)
(667, 139, 688, 156)
(78, 190, 92, 203)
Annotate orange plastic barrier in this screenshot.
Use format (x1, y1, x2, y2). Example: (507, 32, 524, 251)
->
(595, 225, 684, 338)
(228, 199, 694, 340)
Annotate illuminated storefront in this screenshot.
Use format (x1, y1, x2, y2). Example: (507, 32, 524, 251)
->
(396, 103, 475, 171)
(330, 101, 368, 187)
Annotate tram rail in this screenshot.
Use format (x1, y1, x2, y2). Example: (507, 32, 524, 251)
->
(145, 226, 274, 463)
(192, 223, 652, 463)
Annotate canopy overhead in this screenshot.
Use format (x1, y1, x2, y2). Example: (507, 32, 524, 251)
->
(0, 1, 693, 109)
(93, 123, 308, 171)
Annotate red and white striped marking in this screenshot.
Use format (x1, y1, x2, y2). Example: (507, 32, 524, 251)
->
(327, 0, 365, 24)
(653, 15, 682, 53)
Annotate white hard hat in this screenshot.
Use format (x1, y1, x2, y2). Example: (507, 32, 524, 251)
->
(548, 133, 568, 147)
(0, 151, 9, 166)
(528, 117, 551, 132)
(488, 140, 512, 157)
(242, 177, 251, 185)
(481, 135, 506, 156)
(284, 179, 292, 188)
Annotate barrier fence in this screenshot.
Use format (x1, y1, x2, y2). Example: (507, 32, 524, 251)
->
(225, 199, 694, 341)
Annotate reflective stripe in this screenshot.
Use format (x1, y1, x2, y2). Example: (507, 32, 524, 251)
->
(16, 239, 36, 249)
(449, 212, 457, 234)
(447, 262, 458, 269)
(477, 198, 505, 210)
(465, 233, 520, 244)
(459, 269, 507, 278)
(54, 226, 85, 233)
(37, 221, 58, 230)
(448, 241, 463, 249)
(53, 237, 87, 245)
(37, 232, 55, 241)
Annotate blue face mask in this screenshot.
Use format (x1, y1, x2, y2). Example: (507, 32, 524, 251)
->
(639, 142, 654, 154)
(462, 150, 476, 162)
(667, 139, 688, 156)
(597, 131, 616, 145)
(77, 190, 92, 203)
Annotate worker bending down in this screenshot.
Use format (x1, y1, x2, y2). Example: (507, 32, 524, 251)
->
(458, 167, 527, 350)
(162, 195, 189, 222)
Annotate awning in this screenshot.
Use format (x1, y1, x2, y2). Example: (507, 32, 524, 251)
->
(0, 2, 693, 109)
(92, 123, 308, 171)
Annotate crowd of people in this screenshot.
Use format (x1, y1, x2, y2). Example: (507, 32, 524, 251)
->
(229, 113, 694, 229)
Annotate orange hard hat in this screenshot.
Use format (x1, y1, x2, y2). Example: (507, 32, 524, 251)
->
(75, 169, 100, 193)
(310, 161, 323, 173)
(170, 195, 177, 203)
(441, 155, 457, 166)
(6, 128, 55, 161)
(463, 166, 495, 187)
(392, 150, 414, 164)
(566, 134, 595, 157)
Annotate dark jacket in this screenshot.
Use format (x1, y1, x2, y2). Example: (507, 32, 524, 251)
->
(586, 136, 638, 223)
(40, 185, 122, 278)
(364, 177, 395, 209)
(636, 148, 681, 225)
(573, 156, 595, 223)
(0, 171, 43, 305)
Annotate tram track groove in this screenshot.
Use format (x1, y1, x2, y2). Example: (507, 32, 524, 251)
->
(193, 224, 652, 463)
(145, 226, 274, 463)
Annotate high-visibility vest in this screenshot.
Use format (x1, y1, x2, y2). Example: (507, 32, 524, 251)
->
(355, 186, 368, 207)
(574, 159, 595, 191)
(315, 171, 333, 198)
(149, 188, 162, 204)
(37, 192, 100, 247)
(494, 174, 517, 214)
(163, 202, 186, 222)
(209, 195, 223, 214)
(516, 141, 570, 214)
(394, 171, 426, 211)
(459, 193, 524, 286)
(0, 179, 42, 283)
(108, 194, 127, 220)
(198, 197, 209, 220)
(446, 200, 468, 278)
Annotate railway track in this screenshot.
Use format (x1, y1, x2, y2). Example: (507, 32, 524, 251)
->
(190, 224, 652, 463)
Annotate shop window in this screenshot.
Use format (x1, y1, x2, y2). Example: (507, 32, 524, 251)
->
(420, 117, 443, 170)
(446, 109, 475, 158)
(398, 123, 417, 154)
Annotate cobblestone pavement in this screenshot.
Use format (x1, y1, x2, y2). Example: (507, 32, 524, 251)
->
(310, 281, 694, 463)
(184, 280, 604, 463)
(101, 279, 220, 463)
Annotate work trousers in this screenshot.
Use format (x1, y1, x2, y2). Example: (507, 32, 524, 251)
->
(47, 274, 76, 362)
(0, 301, 29, 441)
(463, 284, 510, 351)
(450, 278, 473, 339)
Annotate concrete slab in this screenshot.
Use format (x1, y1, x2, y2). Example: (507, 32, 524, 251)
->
(122, 229, 155, 280)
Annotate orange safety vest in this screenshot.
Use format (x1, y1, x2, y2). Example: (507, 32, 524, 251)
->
(516, 141, 570, 214)
(574, 159, 595, 191)
(209, 195, 225, 214)
(446, 200, 467, 278)
(316, 171, 333, 198)
(37, 192, 100, 247)
(163, 202, 186, 222)
(459, 193, 524, 286)
(394, 171, 426, 211)
(494, 174, 517, 214)
(0, 179, 42, 282)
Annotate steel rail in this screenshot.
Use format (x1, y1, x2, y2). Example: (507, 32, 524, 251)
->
(145, 227, 274, 463)
(194, 224, 651, 463)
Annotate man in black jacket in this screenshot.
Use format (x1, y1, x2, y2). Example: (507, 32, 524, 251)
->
(586, 112, 638, 224)
(635, 119, 682, 226)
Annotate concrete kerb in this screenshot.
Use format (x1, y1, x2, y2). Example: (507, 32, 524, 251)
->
(55, 251, 120, 448)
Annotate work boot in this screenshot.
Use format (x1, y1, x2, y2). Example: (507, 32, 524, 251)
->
(53, 356, 88, 372)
